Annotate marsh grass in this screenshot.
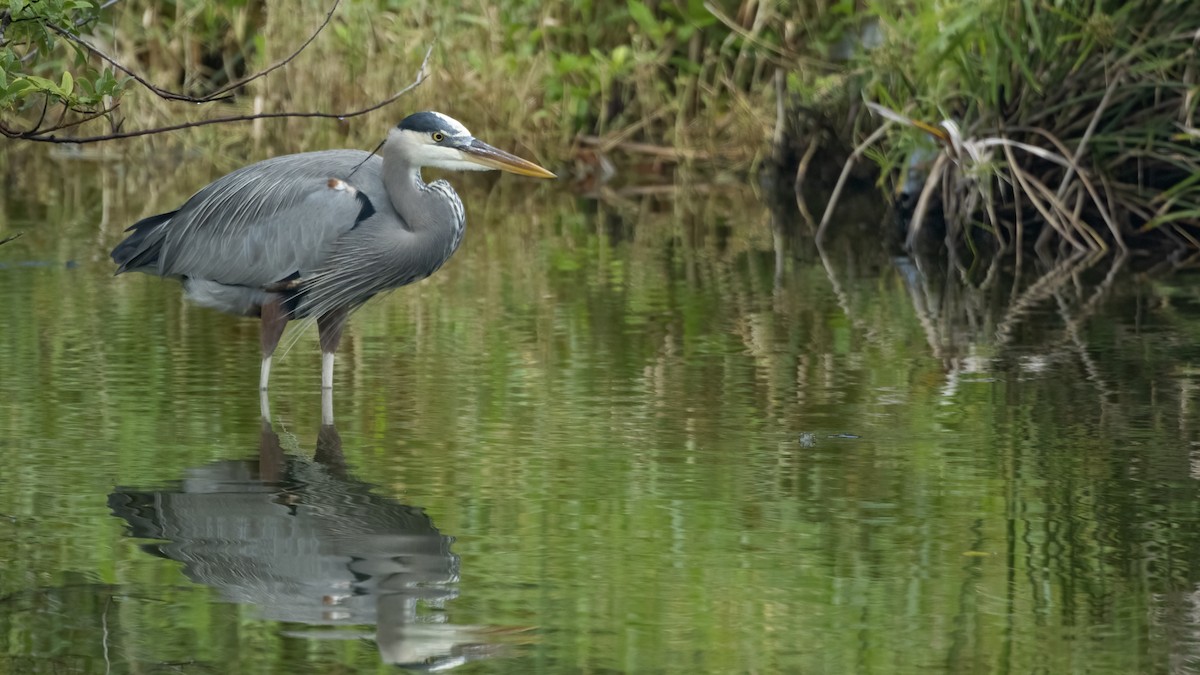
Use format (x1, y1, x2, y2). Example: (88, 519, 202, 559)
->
(805, 0, 1200, 257)
(5, 0, 1197, 255)
(9, 0, 796, 168)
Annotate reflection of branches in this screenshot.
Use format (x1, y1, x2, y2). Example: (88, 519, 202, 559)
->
(1050, 253, 1126, 405)
(6, 2, 432, 144)
(3, 46, 433, 143)
(815, 241, 881, 345)
(993, 251, 1102, 348)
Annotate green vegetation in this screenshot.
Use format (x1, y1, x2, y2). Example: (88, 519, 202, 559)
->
(821, 0, 1200, 254)
(2, 0, 1197, 252)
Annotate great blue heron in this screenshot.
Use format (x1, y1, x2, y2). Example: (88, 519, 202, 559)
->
(111, 111, 554, 418)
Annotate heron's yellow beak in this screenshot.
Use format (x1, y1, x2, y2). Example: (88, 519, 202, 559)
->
(459, 138, 556, 179)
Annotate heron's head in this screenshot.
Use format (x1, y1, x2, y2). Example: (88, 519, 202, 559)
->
(387, 111, 555, 179)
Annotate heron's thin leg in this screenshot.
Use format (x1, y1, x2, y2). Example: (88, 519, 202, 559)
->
(317, 309, 347, 426)
(317, 308, 348, 390)
(260, 298, 288, 393)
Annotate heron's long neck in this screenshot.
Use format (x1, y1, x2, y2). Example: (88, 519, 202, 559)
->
(382, 147, 431, 229)
(380, 143, 466, 265)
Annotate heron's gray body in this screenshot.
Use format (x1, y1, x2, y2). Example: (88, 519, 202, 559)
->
(110, 111, 553, 420)
(114, 148, 464, 319)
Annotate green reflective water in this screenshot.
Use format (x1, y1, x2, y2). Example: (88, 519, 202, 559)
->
(3, 146, 1200, 674)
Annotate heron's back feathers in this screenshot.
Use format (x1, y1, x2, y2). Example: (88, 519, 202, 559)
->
(110, 150, 383, 286)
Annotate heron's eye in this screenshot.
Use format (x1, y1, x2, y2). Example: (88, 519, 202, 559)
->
(432, 132, 445, 142)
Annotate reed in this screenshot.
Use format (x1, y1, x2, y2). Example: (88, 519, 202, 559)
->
(801, 0, 1200, 255)
(4, 0, 1196, 254)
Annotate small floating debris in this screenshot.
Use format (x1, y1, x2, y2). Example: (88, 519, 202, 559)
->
(827, 433, 861, 440)
(798, 432, 817, 447)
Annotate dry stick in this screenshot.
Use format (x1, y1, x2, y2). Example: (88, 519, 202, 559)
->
(207, 0, 342, 99)
(771, 69, 787, 158)
(1014, 125, 1126, 251)
(45, 22, 232, 103)
(1014, 174, 1025, 270)
(1022, 166, 1106, 251)
(1173, 223, 1200, 249)
(1056, 71, 1121, 202)
(25, 102, 119, 135)
(983, 187, 1004, 252)
(1185, 29, 1199, 129)
(816, 122, 891, 242)
(703, 1, 805, 64)
(906, 152, 949, 250)
(2, 45, 434, 143)
(576, 135, 712, 161)
(793, 138, 821, 230)
(1002, 145, 1085, 251)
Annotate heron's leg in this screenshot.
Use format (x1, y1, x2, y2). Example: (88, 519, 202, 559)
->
(317, 308, 348, 390)
(259, 298, 288, 394)
(317, 308, 347, 426)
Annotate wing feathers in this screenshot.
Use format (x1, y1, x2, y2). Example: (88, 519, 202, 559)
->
(146, 150, 384, 287)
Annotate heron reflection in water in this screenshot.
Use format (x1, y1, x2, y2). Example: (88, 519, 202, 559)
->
(108, 420, 531, 670)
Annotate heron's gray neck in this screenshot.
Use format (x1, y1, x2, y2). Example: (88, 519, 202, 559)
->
(380, 143, 465, 266)
(382, 146, 430, 228)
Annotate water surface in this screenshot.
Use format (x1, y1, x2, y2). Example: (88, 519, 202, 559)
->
(2, 146, 1200, 673)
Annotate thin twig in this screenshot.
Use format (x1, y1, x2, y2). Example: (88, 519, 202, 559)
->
(1056, 71, 1121, 202)
(207, 0, 342, 99)
(816, 122, 891, 241)
(1, 46, 433, 143)
(44, 0, 341, 106)
(793, 138, 820, 229)
(906, 152, 949, 249)
(45, 22, 234, 103)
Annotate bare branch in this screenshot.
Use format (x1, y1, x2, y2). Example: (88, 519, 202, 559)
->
(2, 46, 434, 144)
(44, 0, 341, 104)
(207, 0, 341, 99)
(32, 102, 122, 135)
(45, 21, 236, 103)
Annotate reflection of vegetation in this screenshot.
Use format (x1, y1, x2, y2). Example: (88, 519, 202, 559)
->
(3, 157, 1200, 672)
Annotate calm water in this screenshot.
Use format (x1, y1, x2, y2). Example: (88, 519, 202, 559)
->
(3, 145, 1200, 674)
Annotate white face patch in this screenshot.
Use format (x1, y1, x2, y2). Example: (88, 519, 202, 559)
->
(430, 112, 471, 138)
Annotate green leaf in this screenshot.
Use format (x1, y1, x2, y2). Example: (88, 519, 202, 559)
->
(23, 75, 60, 95)
(627, 0, 663, 42)
(60, 71, 74, 97)
(6, 78, 33, 95)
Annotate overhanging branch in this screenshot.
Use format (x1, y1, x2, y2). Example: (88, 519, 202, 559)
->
(1, 45, 433, 143)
